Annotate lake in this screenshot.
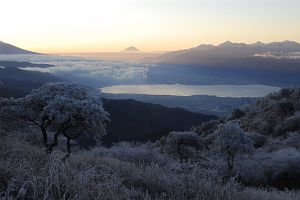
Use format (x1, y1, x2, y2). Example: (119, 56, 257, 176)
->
(101, 84, 281, 98)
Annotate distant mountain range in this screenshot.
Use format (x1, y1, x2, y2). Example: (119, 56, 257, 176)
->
(0, 41, 38, 54)
(145, 41, 300, 65)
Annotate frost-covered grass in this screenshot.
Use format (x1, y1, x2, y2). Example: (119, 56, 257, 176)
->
(1, 134, 300, 200)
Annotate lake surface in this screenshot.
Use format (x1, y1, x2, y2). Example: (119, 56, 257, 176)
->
(101, 84, 281, 98)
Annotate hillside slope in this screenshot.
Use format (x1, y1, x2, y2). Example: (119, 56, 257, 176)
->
(101, 98, 216, 145)
(237, 88, 300, 136)
(190, 87, 300, 189)
(0, 41, 38, 54)
(195, 87, 300, 138)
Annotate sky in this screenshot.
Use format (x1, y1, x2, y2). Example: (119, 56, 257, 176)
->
(1, 0, 300, 53)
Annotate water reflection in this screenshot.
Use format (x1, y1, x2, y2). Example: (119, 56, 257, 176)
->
(101, 84, 281, 98)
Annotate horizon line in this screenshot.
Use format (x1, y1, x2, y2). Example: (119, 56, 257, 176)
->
(2, 40, 300, 54)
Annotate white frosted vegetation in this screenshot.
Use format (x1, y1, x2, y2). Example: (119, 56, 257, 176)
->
(1, 86, 300, 199)
(1, 135, 300, 200)
(191, 88, 300, 189)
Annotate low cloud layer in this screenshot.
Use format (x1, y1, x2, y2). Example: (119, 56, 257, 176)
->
(0, 54, 151, 87)
(254, 52, 300, 59)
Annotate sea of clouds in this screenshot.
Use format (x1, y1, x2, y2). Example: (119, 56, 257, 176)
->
(0, 54, 151, 87)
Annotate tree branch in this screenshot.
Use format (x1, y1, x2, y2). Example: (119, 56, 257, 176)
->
(27, 119, 41, 126)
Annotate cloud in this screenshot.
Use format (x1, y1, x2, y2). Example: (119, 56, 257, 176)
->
(0, 54, 150, 87)
(254, 52, 300, 59)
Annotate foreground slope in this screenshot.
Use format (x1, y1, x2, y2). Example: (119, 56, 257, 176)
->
(1, 85, 300, 198)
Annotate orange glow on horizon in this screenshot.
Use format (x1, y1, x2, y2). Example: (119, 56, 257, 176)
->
(1, 0, 300, 54)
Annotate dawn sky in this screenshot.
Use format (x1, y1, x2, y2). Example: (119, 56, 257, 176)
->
(1, 0, 300, 53)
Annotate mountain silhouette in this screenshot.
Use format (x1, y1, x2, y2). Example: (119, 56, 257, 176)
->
(123, 46, 140, 52)
(145, 41, 300, 65)
(0, 41, 38, 54)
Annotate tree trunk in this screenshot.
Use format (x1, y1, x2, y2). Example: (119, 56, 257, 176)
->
(227, 154, 234, 177)
(47, 132, 60, 153)
(65, 134, 71, 158)
(177, 143, 183, 163)
(41, 126, 48, 147)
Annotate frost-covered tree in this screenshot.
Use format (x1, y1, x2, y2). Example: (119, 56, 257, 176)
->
(165, 131, 199, 163)
(215, 122, 253, 176)
(0, 82, 109, 155)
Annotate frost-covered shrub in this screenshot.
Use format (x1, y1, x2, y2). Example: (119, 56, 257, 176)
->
(215, 122, 253, 176)
(238, 88, 300, 136)
(192, 119, 220, 135)
(276, 102, 295, 115)
(236, 155, 267, 186)
(228, 108, 245, 120)
(295, 102, 300, 111)
(237, 148, 300, 189)
(263, 132, 300, 151)
(165, 131, 200, 163)
(94, 142, 174, 166)
(1, 133, 300, 200)
(282, 132, 300, 149)
(198, 131, 217, 150)
(245, 132, 267, 148)
(274, 112, 300, 135)
(263, 148, 300, 189)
